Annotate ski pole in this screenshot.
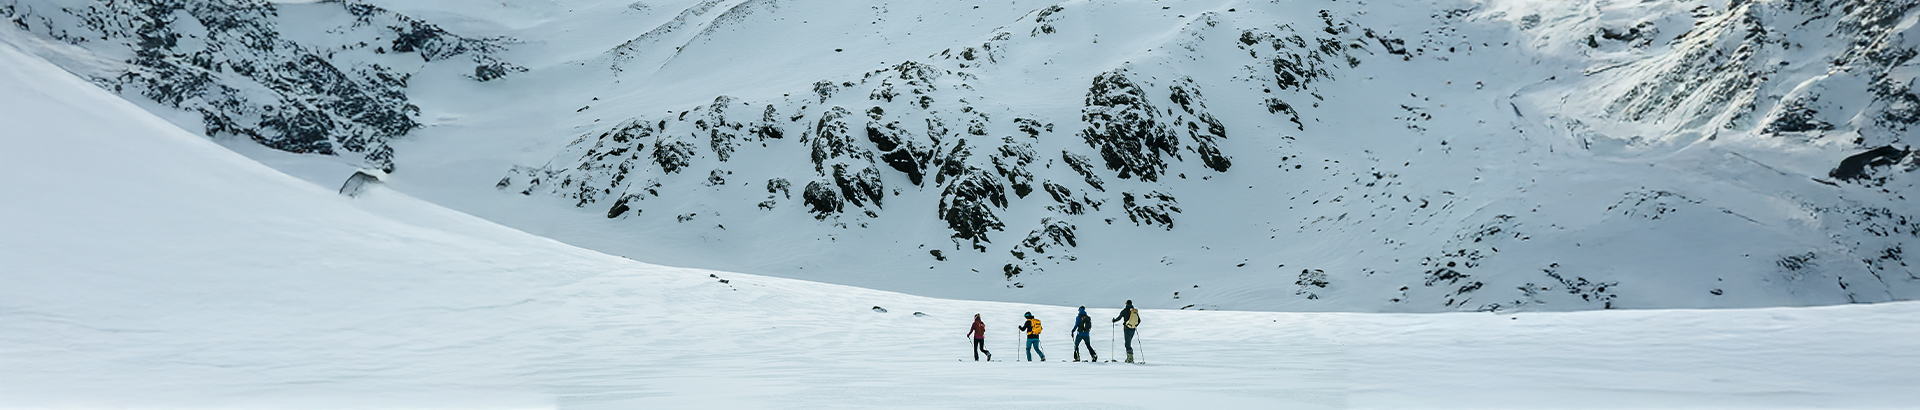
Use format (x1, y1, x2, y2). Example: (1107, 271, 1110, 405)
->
(1109, 322, 1115, 362)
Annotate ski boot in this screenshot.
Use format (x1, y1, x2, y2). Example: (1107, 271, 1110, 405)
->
(1073, 352, 1081, 362)
(1126, 353, 1134, 363)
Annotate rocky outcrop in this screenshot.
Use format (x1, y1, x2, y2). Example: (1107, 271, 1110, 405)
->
(1079, 71, 1180, 182)
(1830, 146, 1912, 182)
(500, 4, 1380, 282)
(2, 0, 517, 171)
(1575, 0, 1920, 148)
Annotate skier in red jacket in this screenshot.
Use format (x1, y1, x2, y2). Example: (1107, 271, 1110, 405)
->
(966, 314, 993, 361)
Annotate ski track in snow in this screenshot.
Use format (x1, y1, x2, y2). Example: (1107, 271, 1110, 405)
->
(6, 37, 1920, 409)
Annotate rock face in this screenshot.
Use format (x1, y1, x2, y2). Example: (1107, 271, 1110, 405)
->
(500, 5, 1381, 284)
(1540, 0, 1920, 150)
(2, 0, 516, 171)
(1831, 146, 1911, 181)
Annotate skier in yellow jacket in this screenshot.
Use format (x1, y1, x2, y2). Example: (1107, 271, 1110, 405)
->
(1018, 312, 1046, 361)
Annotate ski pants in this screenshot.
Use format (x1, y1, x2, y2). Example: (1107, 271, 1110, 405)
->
(1122, 327, 1136, 354)
(1026, 337, 1045, 361)
(1074, 332, 1096, 358)
(972, 338, 991, 361)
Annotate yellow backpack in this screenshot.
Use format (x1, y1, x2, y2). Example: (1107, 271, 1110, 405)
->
(1027, 318, 1043, 335)
(1125, 308, 1140, 328)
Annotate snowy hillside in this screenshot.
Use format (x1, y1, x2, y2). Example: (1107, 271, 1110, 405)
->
(1, 0, 519, 171)
(7, 0, 1920, 312)
(7, 37, 1920, 409)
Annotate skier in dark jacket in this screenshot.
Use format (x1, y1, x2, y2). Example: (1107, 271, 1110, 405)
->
(966, 314, 992, 361)
(1072, 306, 1098, 362)
(1018, 312, 1046, 361)
(1112, 300, 1140, 363)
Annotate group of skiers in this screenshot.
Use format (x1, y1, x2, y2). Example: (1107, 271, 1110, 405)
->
(964, 300, 1143, 363)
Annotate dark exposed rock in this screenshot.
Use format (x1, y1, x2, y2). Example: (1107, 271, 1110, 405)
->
(705, 169, 731, 186)
(703, 96, 745, 162)
(607, 194, 635, 218)
(994, 143, 1036, 198)
(1168, 79, 1231, 172)
(1042, 182, 1091, 215)
(935, 141, 972, 186)
(866, 107, 928, 185)
(832, 163, 884, 208)
(1544, 263, 1618, 305)
(1017, 217, 1077, 254)
(1238, 17, 1372, 132)
(1593, 21, 1657, 48)
(1295, 269, 1329, 299)
(866, 61, 943, 106)
(1606, 190, 1699, 220)
(812, 80, 839, 103)
(1830, 146, 1910, 181)
(1120, 191, 1180, 230)
(1014, 118, 1050, 139)
(766, 178, 791, 198)
(802, 180, 844, 218)
(753, 104, 786, 139)
(337, 169, 383, 197)
(882, 149, 923, 186)
(1080, 70, 1177, 182)
(1061, 151, 1104, 191)
(939, 169, 1008, 247)
(653, 139, 697, 174)
(1764, 98, 1834, 134)
(808, 106, 868, 174)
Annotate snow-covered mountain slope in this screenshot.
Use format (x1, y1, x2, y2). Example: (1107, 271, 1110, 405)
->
(448, 0, 1920, 312)
(8, 0, 1920, 312)
(6, 39, 1920, 409)
(1, 0, 520, 171)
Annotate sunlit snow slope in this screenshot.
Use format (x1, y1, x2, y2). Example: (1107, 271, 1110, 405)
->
(6, 36, 1920, 409)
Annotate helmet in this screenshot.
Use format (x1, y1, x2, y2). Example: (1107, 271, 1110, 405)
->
(1024, 312, 1033, 318)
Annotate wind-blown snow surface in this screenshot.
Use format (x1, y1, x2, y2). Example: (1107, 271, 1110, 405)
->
(7, 36, 1920, 409)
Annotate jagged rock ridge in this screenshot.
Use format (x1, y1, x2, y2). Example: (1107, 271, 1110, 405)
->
(502, 5, 1382, 280)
